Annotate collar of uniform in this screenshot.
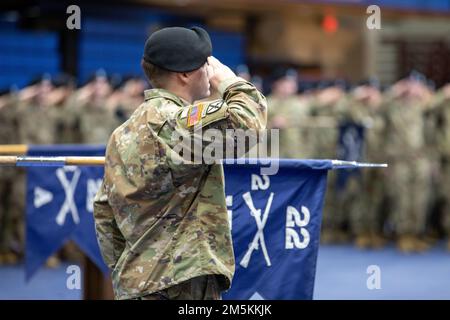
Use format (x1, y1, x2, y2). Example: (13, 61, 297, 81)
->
(144, 89, 189, 106)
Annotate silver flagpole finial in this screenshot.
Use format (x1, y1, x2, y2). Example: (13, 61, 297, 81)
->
(331, 160, 388, 169)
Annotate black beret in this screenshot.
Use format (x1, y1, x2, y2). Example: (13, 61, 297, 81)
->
(143, 26, 212, 73)
(271, 67, 298, 83)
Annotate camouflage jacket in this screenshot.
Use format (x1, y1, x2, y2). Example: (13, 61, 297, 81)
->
(381, 94, 428, 160)
(78, 101, 120, 144)
(426, 92, 450, 158)
(93, 77, 267, 299)
(266, 94, 311, 159)
(16, 101, 58, 145)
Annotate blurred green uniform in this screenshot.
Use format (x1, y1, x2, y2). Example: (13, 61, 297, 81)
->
(78, 100, 120, 145)
(426, 89, 450, 249)
(382, 90, 432, 251)
(267, 95, 312, 159)
(0, 93, 20, 262)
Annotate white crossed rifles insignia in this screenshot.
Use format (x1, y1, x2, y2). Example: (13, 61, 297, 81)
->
(55, 166, 81, 226)
(204, 100, 223, 115)
(240, 192, 274, 268)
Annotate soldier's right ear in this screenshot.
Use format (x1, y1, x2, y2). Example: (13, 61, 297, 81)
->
(206, 62, 214, 80)
(176, 72, 190, 85)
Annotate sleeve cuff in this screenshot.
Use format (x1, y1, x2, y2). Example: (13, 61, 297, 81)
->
(218, 77, 247, 97)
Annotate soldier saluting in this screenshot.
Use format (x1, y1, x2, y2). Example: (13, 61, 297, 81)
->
(93, 26, 267, 300)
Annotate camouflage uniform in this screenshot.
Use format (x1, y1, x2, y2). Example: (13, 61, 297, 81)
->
(308, 89, 342, 159)
(0, 94, 20, 260)
(114, 95, 142, 125)
(426, 90, 450, 247)
(93, 77, 267, 300)
(266, 95, 312, 159)
(3, 99, 59, 260)
(297, 94, 317, 159)
(78, 100, 120, 145)
(383, 93, 431, 242)
(346, 93, 387, 248)
(311, 90, 347, 243)
(136, 275, 221, 300)
(16, 101, 59, 145)
(331, 95, 365, 240)
(53, 94, 82, 144)
(363, 111, 387, 239)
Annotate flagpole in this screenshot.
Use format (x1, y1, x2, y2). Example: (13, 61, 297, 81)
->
(0, 144, 28, 155)
(0, 156, 387, 168)
(0, 156, 105, 166)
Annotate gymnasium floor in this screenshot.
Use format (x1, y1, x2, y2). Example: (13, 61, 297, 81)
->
(1, 244, 449, 300)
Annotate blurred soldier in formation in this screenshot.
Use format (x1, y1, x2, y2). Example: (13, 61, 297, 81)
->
(4, 75, 61, 264)
(345, 82, 387, 249)
(312, 81, 347, 243)
(382, 76, 434, 252)
(108, 76, 146, 124)
(0, 89, 20, 264)
(426, 84, 450, 251)
(309, 81, 347, 158)
(48, 75, 87, 263)
(48, 74, 79, 144)
(267, 68, 312, 159)
(16, 75, 59, 145)
(75, 70, 119, 144)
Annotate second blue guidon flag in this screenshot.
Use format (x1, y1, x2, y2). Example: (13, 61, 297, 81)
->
(25, 145, 108, 280)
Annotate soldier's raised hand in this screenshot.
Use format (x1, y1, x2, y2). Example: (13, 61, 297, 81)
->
(207, 56, 237, 92)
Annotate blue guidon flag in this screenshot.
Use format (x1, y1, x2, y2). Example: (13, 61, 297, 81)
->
(223, 159, 329, 300)
(25, 145, 108, 280)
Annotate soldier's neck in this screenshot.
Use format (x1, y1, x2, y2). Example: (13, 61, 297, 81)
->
(163, 86, 193, 105)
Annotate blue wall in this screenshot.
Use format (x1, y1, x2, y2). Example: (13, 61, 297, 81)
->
(0, 20, 60, 89)
(78, 17, 150, 83)
(77, 11, 246, 84)
(0, 6, 247, 90)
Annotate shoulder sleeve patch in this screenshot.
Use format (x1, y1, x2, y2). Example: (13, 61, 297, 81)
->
(177, 99, 229, 130)
(187, 103, 204, 127)
(204, 100, 224, 115)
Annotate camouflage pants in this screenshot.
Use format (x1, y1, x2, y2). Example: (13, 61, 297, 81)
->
(136, 275, 222, 300)
(311, 130, 339, 232)
(350, 169, 385, 235)
(0, 168, 25, 254)
(439, 157, 450, 235)
(7, 170, 26, 255)
(385, 158, 431, 235)
(326, 170, 377, 235)
(337, 173, 364, 235)
(0, 176, 12, 252)
(321, 172, 341, 231)
(309, 127, 338, 160)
